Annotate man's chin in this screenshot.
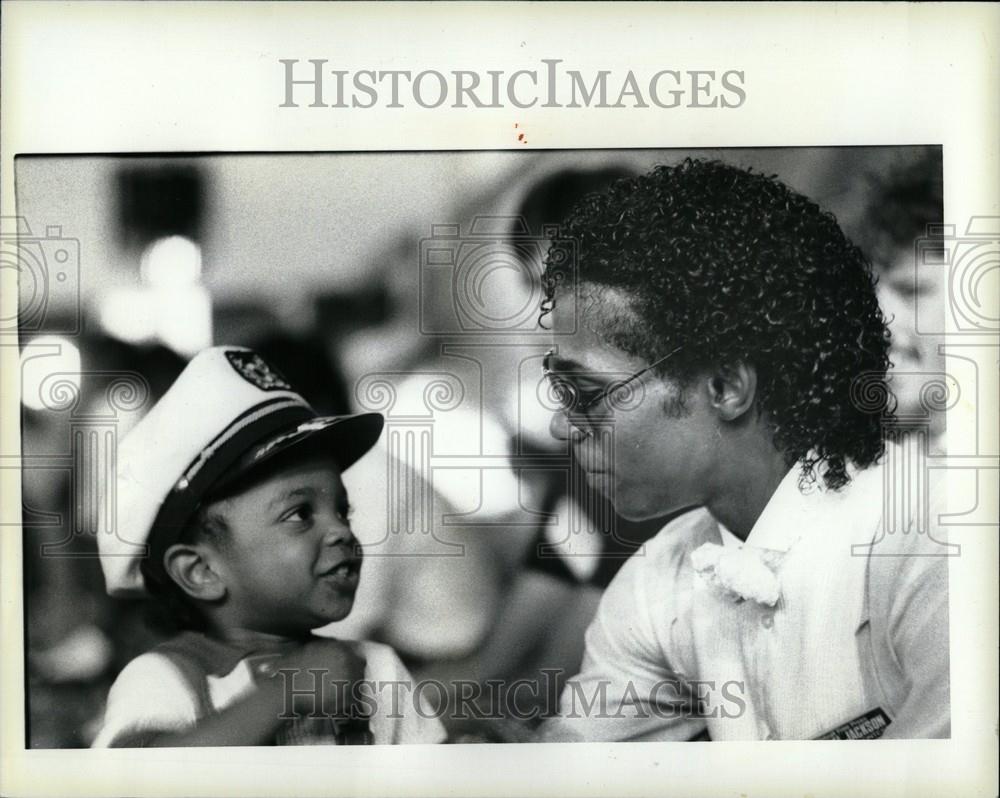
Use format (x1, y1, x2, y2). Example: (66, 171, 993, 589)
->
(607, 486, 669, 522)
(614, 506, 664, 523)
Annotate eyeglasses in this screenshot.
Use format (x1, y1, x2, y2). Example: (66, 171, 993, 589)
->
(541, 345, 683, 416)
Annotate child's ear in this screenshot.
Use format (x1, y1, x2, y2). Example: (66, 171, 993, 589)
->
(706, 362, 757, 422)
(163, 544, 226, 602)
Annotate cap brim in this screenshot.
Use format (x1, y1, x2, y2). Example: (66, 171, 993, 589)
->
(212, 412, 384, 493)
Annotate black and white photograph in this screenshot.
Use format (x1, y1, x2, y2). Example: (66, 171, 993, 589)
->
(1, 4, 996, 798)
(13, 146, 951, 747)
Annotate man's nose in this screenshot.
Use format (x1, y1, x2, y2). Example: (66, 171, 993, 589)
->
(549, 410, 588, 442)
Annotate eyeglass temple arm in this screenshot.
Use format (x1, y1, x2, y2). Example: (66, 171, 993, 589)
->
(610, 345, 683, 390)
(580, 345, 683, 411)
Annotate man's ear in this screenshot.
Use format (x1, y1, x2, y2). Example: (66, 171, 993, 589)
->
(163, 543, 226, 602)
(706, 362, 757, 422)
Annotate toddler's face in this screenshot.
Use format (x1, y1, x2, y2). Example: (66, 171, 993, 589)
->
(208, 455, 361, 636)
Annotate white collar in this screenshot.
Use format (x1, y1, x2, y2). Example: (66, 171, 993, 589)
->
(716, 464, 814, 551)
(719, 463, 838, 552)
(741, 463, 823, 552)
(718, 524, 742, 548)
(717, 454, 885, 553)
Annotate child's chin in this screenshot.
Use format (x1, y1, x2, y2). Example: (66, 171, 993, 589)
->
(320, 599, 356, 624)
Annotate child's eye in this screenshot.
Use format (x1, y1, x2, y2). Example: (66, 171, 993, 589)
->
(280, 504, 314, 524)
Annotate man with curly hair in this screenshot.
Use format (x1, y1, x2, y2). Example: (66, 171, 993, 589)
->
(537, 158, 949, 741)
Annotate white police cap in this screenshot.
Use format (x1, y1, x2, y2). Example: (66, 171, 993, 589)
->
(100, 346, 383, 598)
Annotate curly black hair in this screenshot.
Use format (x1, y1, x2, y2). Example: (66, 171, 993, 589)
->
(541, 158, 892, 490)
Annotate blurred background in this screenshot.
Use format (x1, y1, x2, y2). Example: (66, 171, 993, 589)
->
(12, 146, 944, 746)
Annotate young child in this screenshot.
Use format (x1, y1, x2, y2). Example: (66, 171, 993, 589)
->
(92, 346, 446, 747)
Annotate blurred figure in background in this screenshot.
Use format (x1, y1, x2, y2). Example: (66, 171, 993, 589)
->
(252, 331, 353, 417)
(23, 333, 186, 747)
(861, 150, 947, 452)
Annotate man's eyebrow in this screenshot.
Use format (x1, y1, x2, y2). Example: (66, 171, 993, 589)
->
(547, 354, 585, 372)
(548, 356, 612, 382)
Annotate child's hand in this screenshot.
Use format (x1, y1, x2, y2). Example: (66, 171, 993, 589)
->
(281, 638, 367, 680)
(136, 640, 369, 748)
(273, 638, 367, 719)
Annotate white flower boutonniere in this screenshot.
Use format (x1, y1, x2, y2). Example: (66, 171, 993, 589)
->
(690, 542, 784, 607)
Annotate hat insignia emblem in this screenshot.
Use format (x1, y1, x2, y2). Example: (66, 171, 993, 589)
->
(225, 350, 291, 392)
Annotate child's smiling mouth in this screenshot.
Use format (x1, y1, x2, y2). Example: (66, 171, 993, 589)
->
(317, 559, 361, 589)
